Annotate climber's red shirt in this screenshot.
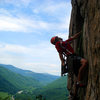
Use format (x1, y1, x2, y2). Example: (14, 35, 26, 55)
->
(55, 38, 74, 56)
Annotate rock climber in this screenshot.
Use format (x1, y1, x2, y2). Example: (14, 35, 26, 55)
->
(50, 31, 88, 87)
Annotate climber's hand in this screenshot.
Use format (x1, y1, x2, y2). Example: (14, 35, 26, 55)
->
(61, 61, 65, 67)
(71, 31, 82, 39)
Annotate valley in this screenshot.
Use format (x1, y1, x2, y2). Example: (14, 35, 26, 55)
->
(0, 64, 69, 100)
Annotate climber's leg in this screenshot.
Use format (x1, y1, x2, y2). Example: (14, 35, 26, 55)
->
(77, 58, 88, 84)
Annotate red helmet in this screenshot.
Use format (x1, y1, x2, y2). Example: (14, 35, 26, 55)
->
(50, 36, 58, 45)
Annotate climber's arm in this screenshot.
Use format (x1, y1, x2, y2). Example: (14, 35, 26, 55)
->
(66, 31, 81, 43)
(71, 31, 81, 40)
(59, 53, 65, 66)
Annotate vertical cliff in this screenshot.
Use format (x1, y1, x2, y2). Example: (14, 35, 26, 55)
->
(68, 0, 100, 100)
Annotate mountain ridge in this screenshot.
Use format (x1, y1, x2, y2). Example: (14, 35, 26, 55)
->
(0, 64, 59, 85)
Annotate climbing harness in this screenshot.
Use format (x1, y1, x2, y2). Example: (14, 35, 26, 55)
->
(60, 41, 73, 56)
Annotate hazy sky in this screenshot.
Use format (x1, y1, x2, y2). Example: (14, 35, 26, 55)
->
(0, 0, 72, 76)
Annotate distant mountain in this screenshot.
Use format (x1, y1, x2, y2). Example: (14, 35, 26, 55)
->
(0, 64, 59, 85)
(0, 65, 42, 94)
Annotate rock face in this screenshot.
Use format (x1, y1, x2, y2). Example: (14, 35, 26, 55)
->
(68, 0, 100, 100)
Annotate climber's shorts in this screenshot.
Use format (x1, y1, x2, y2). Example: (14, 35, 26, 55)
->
(67, 54, 82, 76)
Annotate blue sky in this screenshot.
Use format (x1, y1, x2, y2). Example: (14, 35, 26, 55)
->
(0, 0, 72, 76)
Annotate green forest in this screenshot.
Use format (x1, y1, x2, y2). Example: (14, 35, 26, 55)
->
(0, 64, 69, 100)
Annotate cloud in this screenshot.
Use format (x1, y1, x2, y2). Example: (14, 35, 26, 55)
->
(0, 13, 69, 32)
(0, 41, 57, 58)
(32, 0, 71, 15)
(0, 43, 31, 54)
(23, 62, 60, 75)
(0, 0, 32, 7)
(0, 42, 60, 75)
(0, 41, 58, 57)
(32, 1, 71, 28)
(38, 2, 66, 13)
(0, 0, 71, 75)
(0, 14, 48, 32)
(0, 0, 71, 32)
(0, 8, 11, 16)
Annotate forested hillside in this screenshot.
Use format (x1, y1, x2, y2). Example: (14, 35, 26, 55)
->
(0, 65, 42, 94)
(0, 64, 65, 100)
